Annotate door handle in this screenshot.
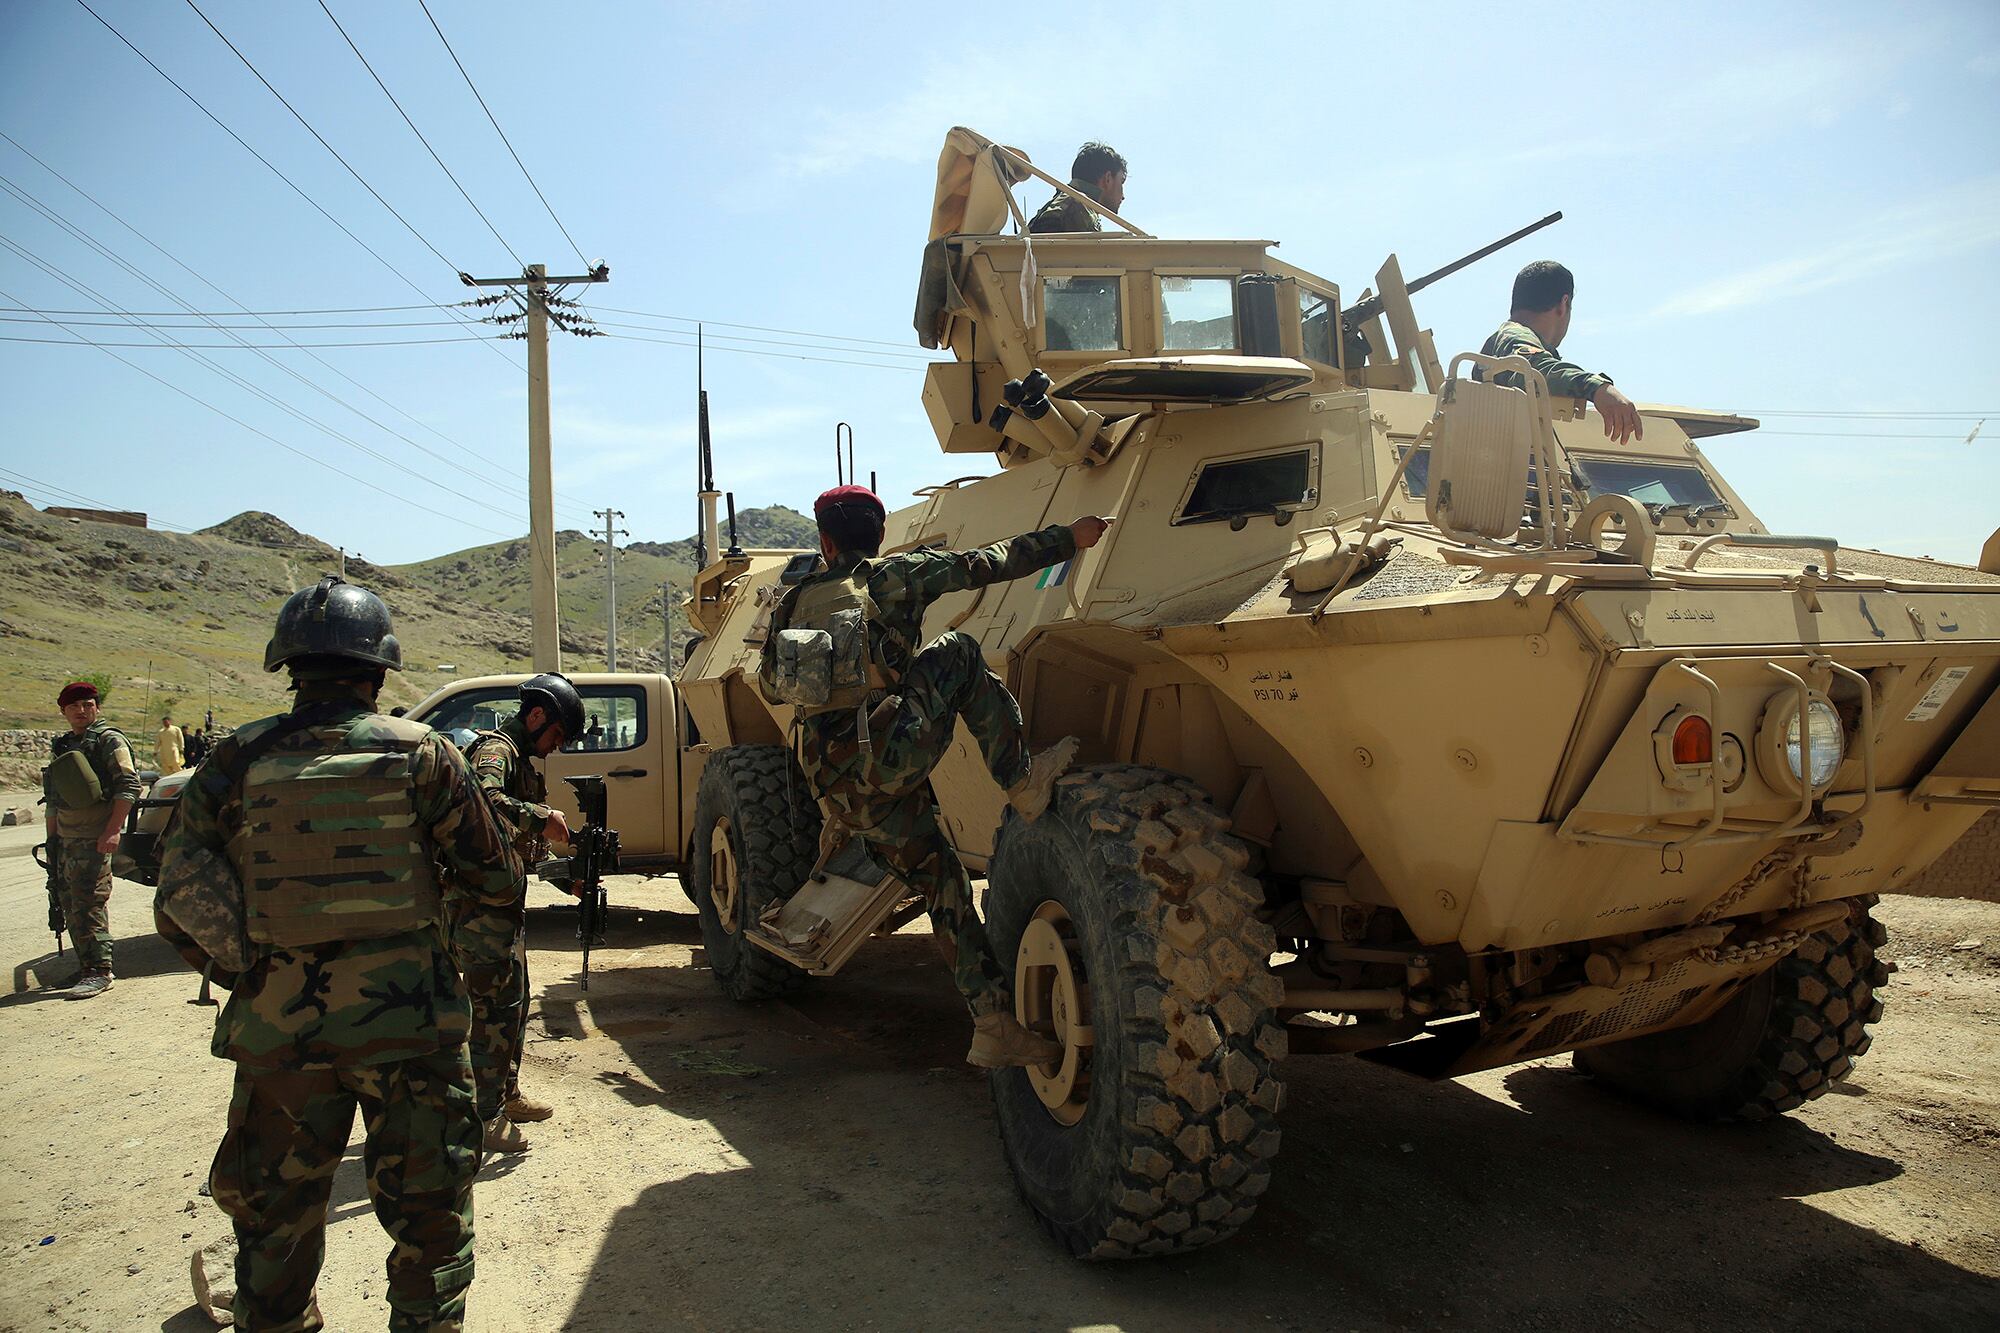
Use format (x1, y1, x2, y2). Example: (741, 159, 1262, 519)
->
(606, 767, 647, 779)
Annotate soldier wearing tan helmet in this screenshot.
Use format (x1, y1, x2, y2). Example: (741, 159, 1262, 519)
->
(759, 484, 1113, 1067)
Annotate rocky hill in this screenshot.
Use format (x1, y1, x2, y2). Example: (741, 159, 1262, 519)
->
(0, 491, 815, 734)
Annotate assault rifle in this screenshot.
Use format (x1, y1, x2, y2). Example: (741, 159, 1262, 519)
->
(30, 841, 66, 957)
(559, 775, 620, 990)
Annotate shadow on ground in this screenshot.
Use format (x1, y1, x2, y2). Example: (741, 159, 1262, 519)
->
(518, 915, 1999, 1331)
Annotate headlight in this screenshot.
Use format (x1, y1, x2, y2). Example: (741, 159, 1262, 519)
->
(1785, 698, 1843, 788)
(1755, 689, 1847, 795)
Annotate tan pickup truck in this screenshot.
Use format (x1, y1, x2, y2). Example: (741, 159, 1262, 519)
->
(118, 671, 701, 883)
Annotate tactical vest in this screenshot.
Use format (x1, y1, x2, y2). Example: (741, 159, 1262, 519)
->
(763, 563, 900, 718)
(46, 727, 123, 811)
(469, 728, 547, 861)
(228, 712, 442, 947)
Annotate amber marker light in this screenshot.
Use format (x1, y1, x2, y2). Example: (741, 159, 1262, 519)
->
(1672, 714, 1714, 766)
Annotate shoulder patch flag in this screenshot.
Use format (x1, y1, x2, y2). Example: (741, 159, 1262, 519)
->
(1036, 560, 1071, 590)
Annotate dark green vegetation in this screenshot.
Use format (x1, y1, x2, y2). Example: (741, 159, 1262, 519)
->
(0, 491, 815, 734)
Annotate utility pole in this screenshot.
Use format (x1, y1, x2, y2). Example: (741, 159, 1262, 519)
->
(595, 507, 628, 671)
(663, 581, 674, 670)
(460, 260, 611, 672)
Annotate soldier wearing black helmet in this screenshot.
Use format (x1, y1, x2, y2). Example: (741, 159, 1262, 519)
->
(459, 672, 585, 1150)
(154, 575, 521, 1330)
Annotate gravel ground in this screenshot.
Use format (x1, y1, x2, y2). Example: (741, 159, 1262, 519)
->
(0, 811, 1994, 1331)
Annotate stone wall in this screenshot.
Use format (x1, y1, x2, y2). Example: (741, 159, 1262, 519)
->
(0, 728, 59, 758)
(1900, 810, 2000, 905)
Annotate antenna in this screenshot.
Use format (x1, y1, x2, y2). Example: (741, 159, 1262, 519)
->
(725, 491, 743, 556)
(695, 324, 721, 569)
(835, 422, 854, 486)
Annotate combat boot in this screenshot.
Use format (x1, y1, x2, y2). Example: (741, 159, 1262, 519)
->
(1006, 736, 1080, 824)
(67, 971, 113, 1000)
(966, 1012, 1063, 1069)
(504, 1090, 554, 1123)
(483, 1114, 530, 1155)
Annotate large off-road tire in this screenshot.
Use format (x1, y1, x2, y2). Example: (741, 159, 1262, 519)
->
(1575, 899, 1890, 1121)
(985, 765, 1287, 1258)
(687, 745, 818, 1002)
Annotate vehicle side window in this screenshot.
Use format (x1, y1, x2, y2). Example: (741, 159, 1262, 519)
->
(419, 688, 518, 736)
(567, 685, 646, 753)
(1299, 289, 1337, 366)
(1161, 276, 1237, 351)
(1043, 274, 1122, 352)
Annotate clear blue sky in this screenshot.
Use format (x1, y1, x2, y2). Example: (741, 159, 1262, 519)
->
(3, 0, 1995, 564)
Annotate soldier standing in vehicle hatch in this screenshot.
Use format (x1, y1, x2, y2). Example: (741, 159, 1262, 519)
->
(1482, 260, 1644, 444)
(1028, 141, 1128, 233)
(458, 672, 584, 1155)
(759, 484, 1112, 1068)
(154, 576, 520, 1332)
(42, 679, 139, 997)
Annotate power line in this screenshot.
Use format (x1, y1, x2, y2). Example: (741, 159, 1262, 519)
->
(0, 302, 455, 316)
(0, 191, 534, 521)
(70, 0, 521, 370)
(588, 304, 921, 351)
(0, 464, 202, 533)
(0, 290, 507, 535)
(1742, 429, 1973, 440)
(590, 318, 938, 360)
(605, 330, 930, 372)
(314, 0, 521, 269)
(1742, 409, 1995, 418)
(0, 313, 476, 329)
(181, 0, 470, 274)
(0, 276, 511, 538)
(417, 0, 589, 268)
(2, 332, 497, 348)
(0, 130, 593, 519)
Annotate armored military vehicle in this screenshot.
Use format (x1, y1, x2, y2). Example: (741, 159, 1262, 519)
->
(673, 127, 2000, 1258)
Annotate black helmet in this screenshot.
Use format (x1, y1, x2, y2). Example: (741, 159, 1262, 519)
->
(518, 672, 585, 739)
(264, 576, 403, 673)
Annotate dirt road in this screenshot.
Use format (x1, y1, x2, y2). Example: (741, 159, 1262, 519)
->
(1, 809, 1995, 1331)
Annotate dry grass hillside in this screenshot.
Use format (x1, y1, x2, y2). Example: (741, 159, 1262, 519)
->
(0, 491, 815, 736)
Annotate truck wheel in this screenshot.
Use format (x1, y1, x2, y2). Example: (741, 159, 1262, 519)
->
(1575, 900, 1890, 1121)
(688, 745, 817, 1002)
(985, 765, 1287, 1258)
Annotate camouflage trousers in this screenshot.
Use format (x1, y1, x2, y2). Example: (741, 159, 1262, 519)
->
(460, 927, 529, 1123)
(55, 835, 114, 973)
(801, 630, 1029, 1018)
(210, 1047, 480, 1332)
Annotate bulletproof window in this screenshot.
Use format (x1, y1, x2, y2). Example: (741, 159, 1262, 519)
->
(569, 685, 646, 753)
(1042, 274, 1122, 352)
(1161, 276, 1237, 351)
(1395, 442, 1573, 520)
(413, 682, 648, 754)
(418, 688, 516, 747)
(1299, 288, 1338, 367)
(1174, 445, 1319, 526)
(1567, 455, 1733, 518)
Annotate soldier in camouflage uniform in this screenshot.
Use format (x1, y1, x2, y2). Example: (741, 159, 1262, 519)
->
(459, 672, 584, 1153)
(1028, 141, 1128, 234)
(760, 485, 1112, 1067)
(1481, 260, 1644, 444)
(42, 680, 140, 997)
(156, 577, 520, 1333)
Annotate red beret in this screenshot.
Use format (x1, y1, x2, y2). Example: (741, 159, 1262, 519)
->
(814, 485, 884, 521)
(57, 681, 100, 707)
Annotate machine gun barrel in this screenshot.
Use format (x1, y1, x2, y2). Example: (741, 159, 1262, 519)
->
(558, 775, 621, 990)
(1341, 211, 1563, 329)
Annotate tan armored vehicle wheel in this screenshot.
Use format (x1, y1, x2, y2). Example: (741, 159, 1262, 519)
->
(688, 746, 816, 1001)
(1576, 903, 1891, 1121)
(984, 766, 1287, 1258)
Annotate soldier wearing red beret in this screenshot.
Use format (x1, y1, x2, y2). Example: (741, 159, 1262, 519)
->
(760, 485, 1113, 1067)
(43, 680, 139, 996)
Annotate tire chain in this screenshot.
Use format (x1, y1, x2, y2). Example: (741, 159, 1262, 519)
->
(1053, 766, 1289, 1258)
